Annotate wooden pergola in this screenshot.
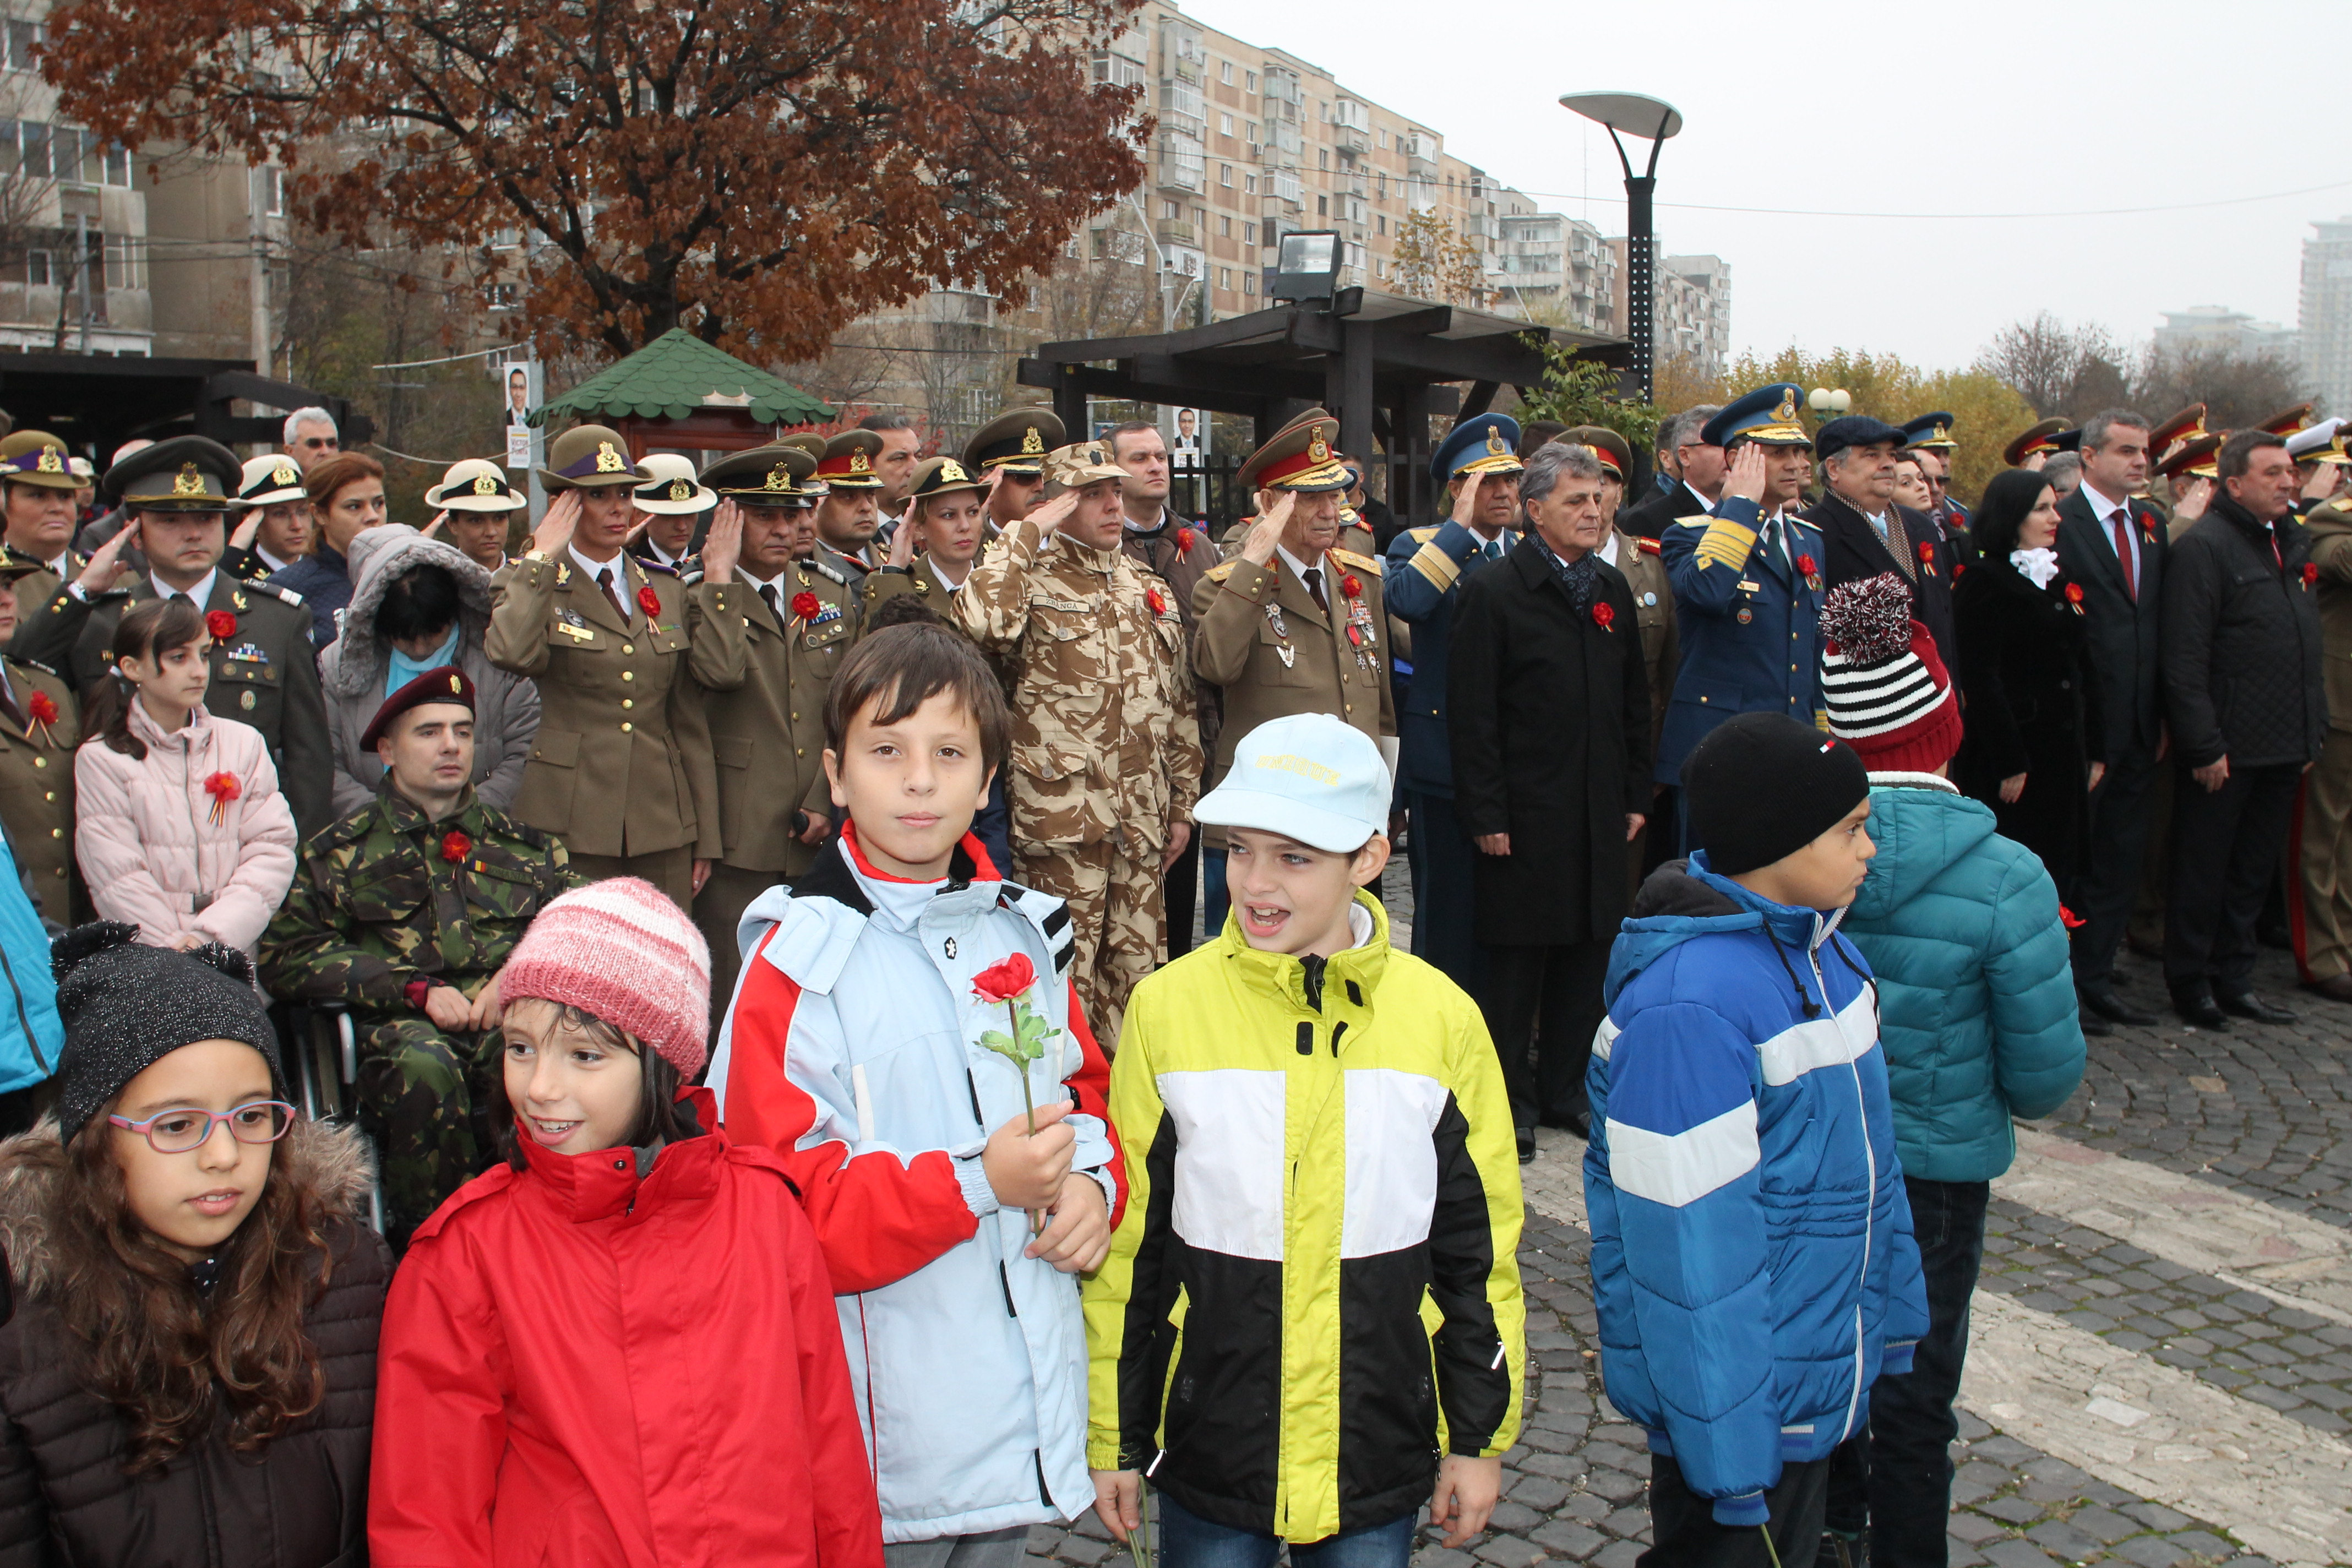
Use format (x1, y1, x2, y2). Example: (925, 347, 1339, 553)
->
(1016, 288, 1627, 527)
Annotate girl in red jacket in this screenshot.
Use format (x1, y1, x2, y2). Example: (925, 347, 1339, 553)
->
(368, 878, 881, 1568)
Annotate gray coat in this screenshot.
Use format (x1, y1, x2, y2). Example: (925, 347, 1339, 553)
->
(319, 525, 539, 818)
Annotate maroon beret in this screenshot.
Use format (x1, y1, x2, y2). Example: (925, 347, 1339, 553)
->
(362, 666, 476, 750)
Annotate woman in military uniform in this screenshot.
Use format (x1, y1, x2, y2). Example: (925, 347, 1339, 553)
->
(863, 455, 990, 610)
(484, 424, 736, 911)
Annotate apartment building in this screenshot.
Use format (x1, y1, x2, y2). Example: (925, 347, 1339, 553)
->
(1604, 241, 1730, 380)
(2302, 218, 2352, 418)
(2154, 303, 2297, 365)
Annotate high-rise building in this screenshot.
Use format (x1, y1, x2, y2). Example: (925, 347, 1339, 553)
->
(2153, 304, 2297, 363)
(2301, 219, 2352, 417)
(1604, 242, 1730, 380)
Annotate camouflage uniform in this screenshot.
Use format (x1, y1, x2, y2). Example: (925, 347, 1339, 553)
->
(259, 788, 574, 1243)
(954, 501, 1201, 1046)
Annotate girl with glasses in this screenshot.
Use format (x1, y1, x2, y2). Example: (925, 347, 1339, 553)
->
(0, 923, 389, 1567)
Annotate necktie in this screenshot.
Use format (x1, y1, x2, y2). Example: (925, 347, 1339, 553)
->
(1302, 565, 1329, 616)
(758, 585, 781, 622)
(2110, 509, 2137, 601)
(597, 568, 629, 623)
(1482, 538, 1503, 561)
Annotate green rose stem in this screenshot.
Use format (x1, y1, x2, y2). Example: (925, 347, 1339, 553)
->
(1133, 1484, 1155, 1568)
(1009, 998, 1035, 1133)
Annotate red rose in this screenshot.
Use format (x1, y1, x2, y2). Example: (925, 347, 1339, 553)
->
(2060, 903, 2087, 931)
(2305, 563, 2321, 588)
(2065, 582, 2084, 603)
(25, 692, 55, 725)
(205, 610, 237, 641)
(203, 771, 240, 804)
(1919, 540, 1936, 566)
(1592, 601, 1615, 630)
(1146, 586, 1168, 616)
(1340, 574, 1363, 600)
(970, 952, 1037, 1005)
(1177, 526, 1196, 553)
(1797, 554, 1817, 577)
(441, 830, 472, 864)
(637, 585, 662, 616)
(790, 590, 823, 622)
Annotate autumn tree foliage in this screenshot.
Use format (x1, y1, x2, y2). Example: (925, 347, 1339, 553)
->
(42, 0, 1149, 359)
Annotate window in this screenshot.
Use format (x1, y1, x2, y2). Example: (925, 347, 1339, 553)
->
(1220, 112, 1233, 137)
(3, 19, 38, 72)
(24, 248, 48, 286)
(1243, 271, 1255, 296)
(1194, 206, 1208, 229)
(1377, 128, 1387, 149)
(1316, 194, 1327, 216)
(484, 282, 519, 311)
(1242, 222, 1256, 245)
(1219, 267, 1232, 290)
(1245, 70, 1257, 93)
(1244, 173, 1256, 194)
(1376, 215, 1385, 236)
(1218, 214, 1231, 237)
(103, 235, 143, 290)
(1163, 199, 1182, 220)
(1220, 60, 1233, 84)
(101, 141, 129, 187)
(1219, 164, 1232, 187)
(1317, 148, 1328, 170)
(262, 165, 284, 215)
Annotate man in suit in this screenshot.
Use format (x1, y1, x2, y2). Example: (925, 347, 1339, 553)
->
(1384, 412, 1526, 991)
(2056, 409, 2165, 1026)
(1804, 415, 1958, 675)
(1619, 404, 1725, 541)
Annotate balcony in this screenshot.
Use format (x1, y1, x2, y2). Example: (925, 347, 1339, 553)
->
(1155, 219, 1197, 248)
(1401, 133, 1439, 177)
(1159, 79, 1205, 136)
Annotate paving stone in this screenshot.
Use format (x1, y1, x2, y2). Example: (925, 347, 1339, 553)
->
(2025, 1519, 2103, 1559)
(1506, 1476, 1572, 1512)
(1590, 1544, 1644, 1568)
(1058, 1538, 1114, 1566)
(1485, 1503, 1544, 1536)
(1580, 1468, 1645, 1505)
(1979, 1540, 2064, 1568)
(2162, 1533, 2233, 1561)
(1528, 1521, 1605, 1559)
(1948, 1512, 2015, 1544)
(2066, 1506, 2139, 1545)
(1472, 1536, 1545, 1568)
(1413, 1549, 1477, 1568)
(1980, 1496, 2047, 1526)
(2113, 1537, 2191, 1568)
(1598, 1509, 1648, 1540)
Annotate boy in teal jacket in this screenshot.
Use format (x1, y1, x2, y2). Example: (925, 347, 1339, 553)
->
(1819, 575, 2087, 1568)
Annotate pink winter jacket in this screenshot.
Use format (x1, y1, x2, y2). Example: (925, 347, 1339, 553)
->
(74, 699, 298, 952)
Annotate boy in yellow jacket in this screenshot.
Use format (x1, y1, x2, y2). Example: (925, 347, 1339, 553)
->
(1085, 712, 1525, 1568)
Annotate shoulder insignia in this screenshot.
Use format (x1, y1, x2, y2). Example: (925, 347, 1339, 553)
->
(807, 558, 852, 588)
(1636, 536, 1662, 556)
(1407, 526, 1439, 543)
(265, 583, 306, 607)
(1330, 548, 1383, 575)
(1205, 560, 1238, 583)
(636, 556, 680, 578)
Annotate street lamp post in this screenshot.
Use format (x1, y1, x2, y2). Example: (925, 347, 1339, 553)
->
(1558, 92, 1683, 403)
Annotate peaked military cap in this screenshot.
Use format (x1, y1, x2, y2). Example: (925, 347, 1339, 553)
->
(0, 431, 78, 492)
(1900, 412, 1958, 453)
(2286, 417, 2351, 466)
(2003, 417, 2071, 467)
(964, 407, 1064, 476)
(703, 443, 818, 503)
(1701, 384, 1812, 450)
(2147, 405, 2208, 470)
(909, 454, 987, 504)
(1562, 424, 1634, 479)
(1239, 407, 1354, 493)
(2256, 402, 2315, 438)
(2048, 428, 2085, 454)
(1429, 412, 1524, 487)
(425, 457, 527, 514)
(105, 435, 241, 511)
(538, 423, 651, 491)
(2155, 432, 2222, 481)
(632, 453, 716, 515)
(235, 453, 309, 508)
(814, 429, 886, 490)
(361, 666, 476, 750)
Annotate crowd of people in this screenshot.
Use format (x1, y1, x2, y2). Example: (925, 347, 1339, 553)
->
(0, 376, 2332, 1567)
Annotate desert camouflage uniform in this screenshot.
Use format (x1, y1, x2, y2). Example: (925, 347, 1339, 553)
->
(954, 515, 1201, 1044)
(259, 788, 574, 1243)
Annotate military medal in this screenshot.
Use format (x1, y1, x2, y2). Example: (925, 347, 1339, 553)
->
(1265, 602, 1294, 669)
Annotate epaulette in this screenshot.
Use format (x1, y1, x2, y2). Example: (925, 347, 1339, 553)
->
(636, 556, 680, 578)
(1670, 515, 1713, 530)
(1330, 547, 1383, 575)
(1406, 526, 1439, 543)
(1636, 536, 1662, 556)
(260, 583, 305, 607)
(805, 557, 852, 589)
(1205, 559, 1238, 583)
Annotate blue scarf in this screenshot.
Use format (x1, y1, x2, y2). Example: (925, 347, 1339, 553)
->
(386, 627, 460, 696)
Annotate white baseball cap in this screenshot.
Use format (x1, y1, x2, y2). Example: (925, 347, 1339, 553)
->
(1193, 714, 1390, 853)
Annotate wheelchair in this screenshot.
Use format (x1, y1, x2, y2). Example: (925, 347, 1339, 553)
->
(273, 1000, 386, 1237)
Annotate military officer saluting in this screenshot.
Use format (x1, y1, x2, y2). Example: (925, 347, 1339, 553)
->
(1657, 385, 1832, 834)
(0, 553, 78, 916)
(486, 423, 731, 910)
(678, 442, 843, 1012)
(864, 454, 993, 612)
(0, 431, 87, 619)
(964, 406, 1063, 532)
(14, 436, 333, 838)
(628, 453, 714, 576)
(260, 668, 575, 1246)
(811, 428, 888, 576)
(224, 454, 314, 581)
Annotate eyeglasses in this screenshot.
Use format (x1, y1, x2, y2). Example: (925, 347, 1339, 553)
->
(108, 1100, 297, 1153)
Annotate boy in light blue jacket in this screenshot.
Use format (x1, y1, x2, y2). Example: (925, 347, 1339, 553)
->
(1587, 711, 1928, 1567)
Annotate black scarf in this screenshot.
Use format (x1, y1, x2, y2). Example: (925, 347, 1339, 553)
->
(1529, 531, 1604, 608)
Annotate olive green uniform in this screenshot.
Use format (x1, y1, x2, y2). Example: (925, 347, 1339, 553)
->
(0, 657, 75, 918)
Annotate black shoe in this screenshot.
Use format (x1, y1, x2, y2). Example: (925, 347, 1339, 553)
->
(2257, 922, 2295, 952)
(1516, 1127, 1537, 1165)
(2171, 986, 2229, 1028)
(2217, 989, 2298, 1026)
(2079, 1012, 2113, 1036)
(2081, 989, 2160, 1027)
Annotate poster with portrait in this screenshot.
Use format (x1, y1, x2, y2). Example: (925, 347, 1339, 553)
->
(1167, 406, 1207, 471)
(498, 358, 543, 470)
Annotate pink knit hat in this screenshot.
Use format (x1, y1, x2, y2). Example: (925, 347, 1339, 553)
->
(500, 879, 711, 1076)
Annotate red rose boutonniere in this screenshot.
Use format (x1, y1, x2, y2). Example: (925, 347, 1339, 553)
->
(1919, 540, 1937, 569)
(1796, 554, 1817, 577)
(22, 690, 55, 744)
(440, 830, 472, 864)
(205, 610, 237, 641)
(203, 771, 240, 825)
(636, 585, 662, 617)
(1592, 601, 1616, 631)
(790, 591, 823, 622)
(1145, 586, 1168, 616)
(1177, 526, 1196, 553)
(2065, 581, 2085, 614)
(1340, 574, 1363, 600)
(2305, 563, 2321, 589)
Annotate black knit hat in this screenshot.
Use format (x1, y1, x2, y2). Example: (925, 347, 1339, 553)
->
(51, 923, 284, 1140)
(1681, 713, 1870, 877)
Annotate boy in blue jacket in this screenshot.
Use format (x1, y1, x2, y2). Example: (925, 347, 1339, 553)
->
(1587, 711, 1929, 1565)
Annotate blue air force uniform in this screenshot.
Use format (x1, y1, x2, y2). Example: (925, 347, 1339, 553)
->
(1386, 413, 1523, 988)
(1657, 386, 1829, 787)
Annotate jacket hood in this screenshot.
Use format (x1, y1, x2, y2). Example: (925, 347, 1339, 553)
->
(0, 1113, 374, 1294)
(1605, 853, 1845, 1009)
(1848, 774, 1995, 923)
(325, 524, 496, 699)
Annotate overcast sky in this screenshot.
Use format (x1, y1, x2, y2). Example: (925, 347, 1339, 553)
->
(1175, 0, 2349, 371)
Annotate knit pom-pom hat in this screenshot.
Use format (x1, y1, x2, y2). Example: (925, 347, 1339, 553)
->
(1817, 573, 1964, 775)
(499, 880, 711, 1077)
(50, 922, 282, 1139)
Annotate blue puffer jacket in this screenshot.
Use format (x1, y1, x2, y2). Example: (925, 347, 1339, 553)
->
(1586, 854, 1929, 1527)
(0, 821, 59, 1098)
(1840, 775, 2086, 1183)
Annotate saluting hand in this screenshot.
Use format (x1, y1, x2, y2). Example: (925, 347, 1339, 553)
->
(701, 500, 743, 583)
(229, 508, 264, 552)
(530, 490, 581, 557)
(1720, 442, 1768, 505)
(885, 511, 918, 569)
(73, 520, 134, 595)
(2173, 477, 2214, 524)
(1027, 491, 1081, 540)
(1239, 490, 1294, 567)
(420, 511, 449, 541)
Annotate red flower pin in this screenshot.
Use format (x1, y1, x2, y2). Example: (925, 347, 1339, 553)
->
(636, 584, 662, 617)
(440, 830, 472, 864)
(1797, 554, 1818, 578)
(205, 610, 237, 641)
(1146, 586, 1168, 616)
(1177, 526, 1196, 553)
(2305, 563, 2321, 588)
(2065, 582, 2084, 604)
(24, 692, 55, 726)
(790, 590, 823, 622)
(1592, 601, 1615, 631)
(203, 770, 240, 825)
(970, 952, 1037, 1005)
(1340, 574, 1363, 600)
(1919, 540, 1936, 567)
